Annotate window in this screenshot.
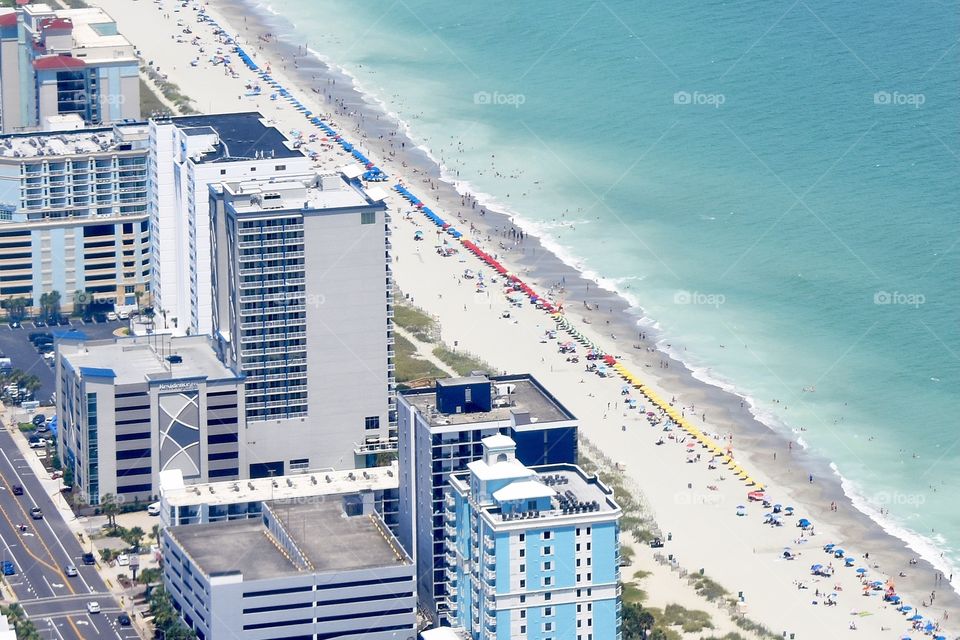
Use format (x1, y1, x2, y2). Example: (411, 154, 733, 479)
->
(544, 607, 553, 616)
(520, 610, 526, 619)
(542, 531, 552, 540)
(275, 165, 286, 171)
(220, 169, 226, 175)
(520, 626, 526, 634)
(519, 579, 525, 588)
(519, 564, 525, 572)
(519, 595, 526, 604)
(542, 546, 552, 556)
(544, 622, 553, 632)
(519, 533, 525, 542)
(361, 211, 376, 224)
(544, 593, 551, 601)
(364, 416, 380, 430)
(543, 576, 553, 587)
(289, 458, 309, 471)
(543, 561, 552, 571)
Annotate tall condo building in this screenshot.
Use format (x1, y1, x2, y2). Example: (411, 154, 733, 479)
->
(0, 123, 150, 314)
(0, 4, 139, 133)
(148, 112, 311, 336)
(396, 375, 579, 625)
(446, 435, 622, 639)
(210, 171, 395, 476)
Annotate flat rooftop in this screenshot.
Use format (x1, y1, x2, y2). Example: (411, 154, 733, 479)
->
(0, 123, 148, 159)
(161, 463, 398, 508)
(453, 463, 621, 523)
(222, 171, 380, 213)
(59, 335, 238, 385)
(170, 112, 305, 163)
(402, 375, 575, 427)
(168, 501, 408, 581)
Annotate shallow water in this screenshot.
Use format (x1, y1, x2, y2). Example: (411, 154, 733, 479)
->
(261, 0, 960, 571)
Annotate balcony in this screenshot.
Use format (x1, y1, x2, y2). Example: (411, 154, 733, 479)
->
(483, 567, 496, 582)
(444, 522, 456, 540)
(446, 582, 458, 598)
(444, 493, 455, 509)
(444, 509, 456, 524)
(483, 612, 496, 631)
(483, 536, 495, 553)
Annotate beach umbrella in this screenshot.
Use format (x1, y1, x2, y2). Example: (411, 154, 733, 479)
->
(833, 549, 845, 557)
(823, 543, 835, 551)
(798, 518, 811, 528)
(810, 564, 823, 572)
(844, 557, 855, 567)
(907, 614, 922, 621)
(855, 567, 867, 574)
(899, 605, 912, 612)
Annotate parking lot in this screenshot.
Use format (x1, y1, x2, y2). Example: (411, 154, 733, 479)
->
(0, 319, 128, 404)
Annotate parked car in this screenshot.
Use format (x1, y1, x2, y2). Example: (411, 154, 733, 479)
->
(147, 502, 161, 516)
(30, 507, 42, 519)
(33, 318, 46, 328)
(86, 602, 101, 614)
(116, 554, 129, 566)
(1, 561, 15, 576)
(116, 613, 131, 627)
(82, 552, 96, 565)
(11, 484, 22, 496)
(106, 312, 118, 322)
(32, 414, 46, 426)
(28, 438, 47, 449)
(64, 564, 78, 577)
(93, 313, 107, 323)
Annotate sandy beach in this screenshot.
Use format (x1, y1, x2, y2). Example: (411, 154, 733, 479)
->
(86, 0, 959, 636)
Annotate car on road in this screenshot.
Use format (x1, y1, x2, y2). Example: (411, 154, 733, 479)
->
(11, 484, 22, 496)
(116, 554, 129, 566)
(147, 502, 161, 516)
(116, 613, 131, 627)
(82, 552, 96, 565)
(30, 507, 42, 520)
(1, 561, 15, 575)
(86, 602, 101, 614)
(64, 564, 78, 577)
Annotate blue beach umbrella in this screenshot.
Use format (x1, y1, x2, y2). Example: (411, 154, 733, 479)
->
(844, 557, 855, 566)
(855, 567, 867, 574)
(823, 543, 835, 552)
(810, 564, 823, 572)
(899, 605, 912, 612)
(907, 614, 922, 621)
(798, 518, 811, 528)
(833, 549, 845, 557)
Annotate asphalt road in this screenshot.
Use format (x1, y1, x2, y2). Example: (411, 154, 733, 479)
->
(0, 427, 141, 640)
(0, 320, 127, 404)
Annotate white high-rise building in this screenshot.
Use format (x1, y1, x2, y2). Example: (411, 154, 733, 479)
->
(149, 112, 311, 336)
(209, 170, 395, 475)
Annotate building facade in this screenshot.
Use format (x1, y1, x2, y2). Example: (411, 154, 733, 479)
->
(0, 123, 150, 313)
(0, 4, 139, 133)
(446, 435, 622, 640)
(55, 334, 245, 505)
(162, 499, 416, 640)
(209, 171, 394, 476)
(396, 375, 579, 624)
(148, 112, 311, 335)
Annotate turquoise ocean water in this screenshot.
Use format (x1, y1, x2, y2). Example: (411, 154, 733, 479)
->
(262, 0, 959, 570)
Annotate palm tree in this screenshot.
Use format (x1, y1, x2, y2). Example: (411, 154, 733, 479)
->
(100, 493, 121, 531)
(1, 296, 29, 322)
(124, 526, 145, 552)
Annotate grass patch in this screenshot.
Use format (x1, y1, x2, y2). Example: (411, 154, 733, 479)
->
(395, 334, 447, 383)
(139, 78, 171, 117)
(660, 603, 714, 633)
(18, 422, 34, 432)
(703, 635, 749, 640)
(432, 345, 493, 377)
(621, 581, 647, 605)
(142, 66, 198, 115)
(691, 574, 729, 602)
(394, 304, 437, 342)
(633, 568, 652, 580)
